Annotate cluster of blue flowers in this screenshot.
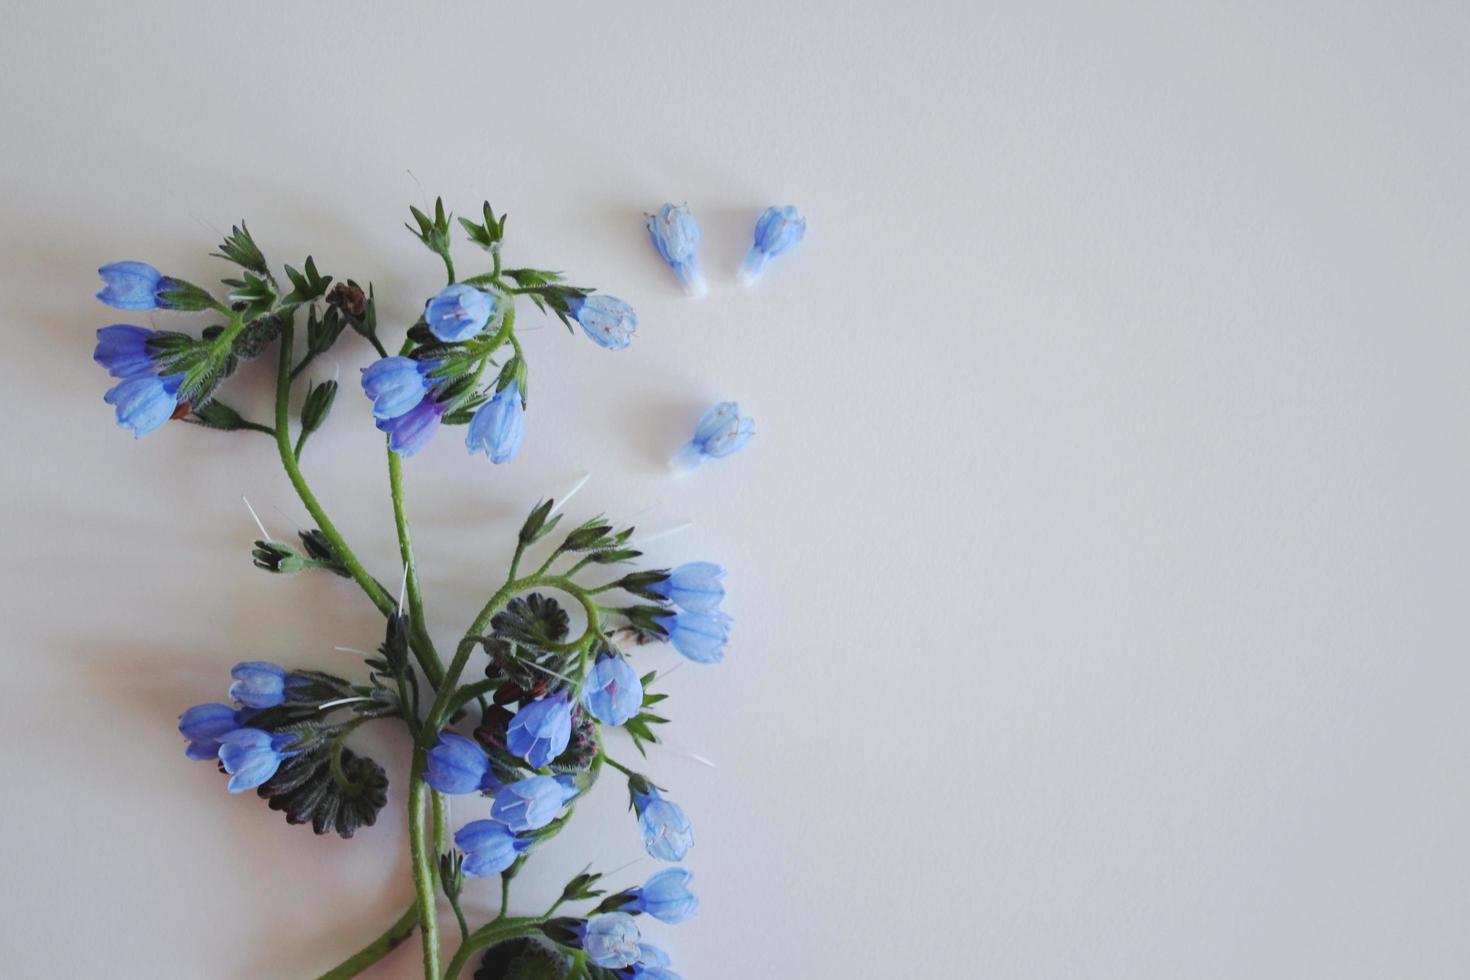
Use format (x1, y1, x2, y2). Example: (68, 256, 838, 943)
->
(646, 203, 806, 295)
(93, 262, 194, 437)
(177, 662, 302, 792)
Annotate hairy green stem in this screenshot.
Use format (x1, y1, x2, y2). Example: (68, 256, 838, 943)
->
(312, 902, 418, 980)
(408, 760, 441, 978)
(389, 446, 445, 687)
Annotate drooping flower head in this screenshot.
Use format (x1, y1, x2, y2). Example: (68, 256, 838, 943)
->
(178, 703, 248, 761)
(568, 294, 638, 350)
(491, 774, 578, 832)
(423, 732, 498, 795)
(628, 868, 699, 924)
(738, 205, 807, 284)
(96, 261, 165, 310)
(582, 912, 642, 969)
(376, 395, 446, 457)
(671, 401, 755, 472)
(216, 728, 297, 793)
(228, 661, 293, 710)
(650, 561, 726, 613)
(655, 609, 732, 665)
(645, 204, 705, 299)
(581, 653, 643, 727)
(361, 356, 436, 420)
(506, 693, 573, 768)
(94, 325, 159, 379)
(465, 382, 525, 464)
(103, 372, 183, 438)
(454, 819, 532, 877)
(633, 787, 694, 861)
(424, 283, 496, 342)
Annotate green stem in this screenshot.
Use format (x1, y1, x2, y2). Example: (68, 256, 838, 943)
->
(442, 918, 543, 980)
(312, 902, 418, 980)
(389, 446, 445, 687)
(601, 754, 637, 778)
(408, 760, 442, 978)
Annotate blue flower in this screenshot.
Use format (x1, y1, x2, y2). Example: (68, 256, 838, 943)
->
(104, 372, 183, 438)
(178, 703, 247, 761)
(96, 261, 165, 310)
(216, 728, 297, 793)
(655, 609, 732, 665)
(629, 868, 699, 923)
(738, 205, 807, 284)
(506, 693, 572, 768)
(228, 661, 291, 709)
(94, 325, 158, 379)
(424, 733, 497, 795)
(633, 788, 694, 861)
(491, 774, 578, 832)
(424, 283, 495, 342)
(376, 395, 445, 457)
(582, 912, 642, 969)
(635, 944, 672, 968)
(361, 357, 436, 420)
(568, 294, 638, 350)
(581, 654, 642, 727)
(465, 382, 524, 463)
(650, 562, 726, 613)
(455, 820, 531, 877)
(645, 204, 705, 298)
(671, 401, 755, 471)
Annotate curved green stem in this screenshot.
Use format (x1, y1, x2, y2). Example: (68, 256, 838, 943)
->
(442, 917, 543, 980)
(312, 901, 418, 980)
(389, 446, 445, 687)
(408, 760, 442, 978)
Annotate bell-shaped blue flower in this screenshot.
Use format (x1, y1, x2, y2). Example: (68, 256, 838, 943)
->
(568, 294, 638, 350)
(635, 944, 672, 969)
(633, 788, 694, 861)
(506, 693, 572, 768)
(94, 325, 158, 379)
(655, 609, 732, 665)
(424, 284, 495, 342)
(491, 774, 578, 832)
(582, 913, 641, 969)
(216, 728, 297, 793)
(671, 401, 755, 472)
(645, 204, 705, 298)
(228, 661, 291, 709)
(455, 820, 532, 877)
(424, 733, 497, 795)
(465, 382, 524, 464)
(650, 562, 726, 613)
(738, 205, 807, 284)
(361, 357, 436, 420)
(629, 868, 699, 924)
(104, 372, 182, 438)
(377, 395, 445, 457)
(96, 261, 165, 310)
(581, 654, 642, 727)
(178, 703, 247, 761)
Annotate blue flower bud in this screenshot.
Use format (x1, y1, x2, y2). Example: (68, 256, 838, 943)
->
(581, 654, 642, 727)
(645, 204, 705, 298)
(739, 205, 807, 284)
(465, 382, 524, 464)
(376, 395, 445, 457)
(582, 912, 642, 969)
(361, 357, 436, 420)
(491, 774, 578, 832)
(178, 703, 247, 761)
(655, 609, 732, 665)
(568, 294, 638, 350)
(216, 728, 297, 793)
(424, 283, 495, 342)
(424, 733, 497, 795)
(103, 372, 183, 438)
(633, 788, 694, 861)
(228, 661, 290, 709)
(506, 693, 572, 768)
(671, 401, 755, 472)
(454, 819, 532, 877)
(629, 868, 699, 923)
(96, 261, 164, 310)
(650, 561, 726, 613)
(94, 325, 158, 379)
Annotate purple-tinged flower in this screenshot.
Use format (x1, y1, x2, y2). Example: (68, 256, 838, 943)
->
(178, 703, 247, 761)
(424, 283, 495, 342)
(94, 325, 158, 379)
(670, 401, 755, 472)
(217, 728, 297, 793)
(424, 733, 497, 795)
(104, 372, 183, 438)
(645, 204, 705, 298)
(582, 913, 642, 969)
(506, 693, 572, 768)
(465, 382, 524, 463)
(96, 261, 165, 310)
(455, 820, 532, 877)
(568, 294, 638, 350)
(361, 356, 436, 420)
(650, 561, 726, 613)
(228, 661, 290, 710)
(376, 395, 446, 457)
(738, 205, 807, 284)
(491, 774, 578, 832)
(655, 609, 732, 665)
(633, 788, 693, 861)
(582, 654, 642, 727)
(628, 868, 699, 924)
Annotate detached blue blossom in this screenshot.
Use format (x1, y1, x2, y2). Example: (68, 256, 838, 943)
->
(96, 261, 165, 310)
(645, 204, 705, 298)
(491, 774, 578, 832)
(465, 382, 524, 463)
(94, 325, 158, 379)
(671, 401, 755, 472)
(739, 205, 807, 284)
(217, 728, 297, 793)
(361, 357, 436, 420)
(178, 703, 247, 761)
(583, 913, 642, 969)
(650, 562, 726, 613)
(376, 395, 446, 457)
(506, 693, 572, 768)
(568, 294, 638, 350)
(633, 787, 694, 861)
(582, 653, 642, 727)
(424, 733, 497, 795)
(425, 283, 495, 342)
(656, 609, 732, 665)
(104, 372, 182, 438)
(455, 820, 532, 877)
(629, 868, 699, 923)
(229, 661, 291, 710)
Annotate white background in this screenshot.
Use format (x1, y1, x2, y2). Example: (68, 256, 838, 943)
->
(2, 2, 1468, 978)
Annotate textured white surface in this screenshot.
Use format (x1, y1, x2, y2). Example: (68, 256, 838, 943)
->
(3, 3, 1469, 978)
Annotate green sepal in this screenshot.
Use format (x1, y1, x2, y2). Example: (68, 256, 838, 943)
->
(559, 869, 606, 905)
(223, 270, 277, 321)
(298, 528, 350, 578)
(281, 255, 332, 307)
(623, 709, 669, 757)
(585, 548, 641, 565)
(518, 498, 563, 547)
(156, 277, 218, 312)
(211, 222, 268, 274)
(613, 569, 671, 601)
(406, 197, 453, 260)
(459, 201, 508, 254)
(190, 399, 249, 431)
(615, 605, 670, 641)
(252, 539, 306, 574)
(300, 379, 338, 434)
